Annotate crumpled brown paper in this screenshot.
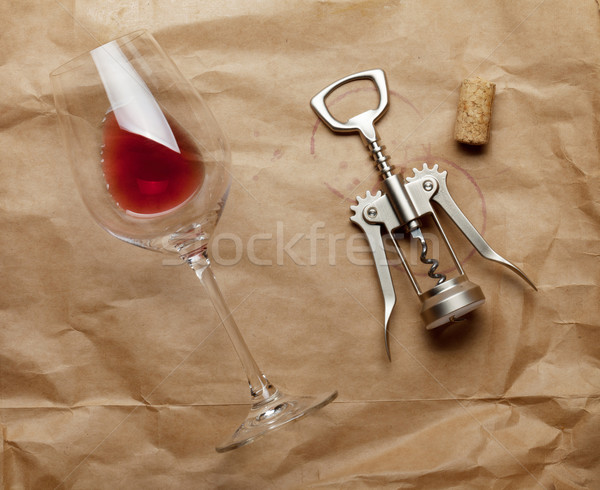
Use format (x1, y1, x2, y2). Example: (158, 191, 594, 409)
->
(1, 0, 599, 488)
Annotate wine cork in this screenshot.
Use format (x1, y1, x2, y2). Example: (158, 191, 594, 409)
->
(454, 77, 496, 145)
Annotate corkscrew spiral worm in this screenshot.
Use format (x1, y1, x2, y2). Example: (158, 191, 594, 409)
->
(416, 235, 446, 285)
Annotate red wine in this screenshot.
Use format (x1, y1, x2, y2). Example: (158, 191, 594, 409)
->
(101, 112, 204, 216)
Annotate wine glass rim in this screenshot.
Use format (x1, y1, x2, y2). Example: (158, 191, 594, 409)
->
(49, 29, 150, 77)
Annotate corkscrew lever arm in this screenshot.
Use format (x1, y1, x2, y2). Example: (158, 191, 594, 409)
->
(350, 192, 396, 360)
(430, 171, 537, 291)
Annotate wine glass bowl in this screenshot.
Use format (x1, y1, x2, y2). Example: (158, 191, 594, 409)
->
(51, 30, 337, 452)
(51, 30, 230, 256)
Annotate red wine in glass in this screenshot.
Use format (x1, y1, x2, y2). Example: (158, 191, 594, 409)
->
(101, 111, 204, 217)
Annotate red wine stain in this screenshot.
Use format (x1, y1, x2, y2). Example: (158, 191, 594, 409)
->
(323, 182, 345, 200)
(101, 112, 204, 216)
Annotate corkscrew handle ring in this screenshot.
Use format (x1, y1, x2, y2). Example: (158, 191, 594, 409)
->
(310, 68, 389, 145)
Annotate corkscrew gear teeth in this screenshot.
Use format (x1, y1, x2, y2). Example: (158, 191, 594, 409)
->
(405, 162, 447, 182)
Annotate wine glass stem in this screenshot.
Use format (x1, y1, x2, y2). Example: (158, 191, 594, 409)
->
(190, 260, 277, 403)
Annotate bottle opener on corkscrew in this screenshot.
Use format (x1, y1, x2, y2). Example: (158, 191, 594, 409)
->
(311, 69, 536, 360)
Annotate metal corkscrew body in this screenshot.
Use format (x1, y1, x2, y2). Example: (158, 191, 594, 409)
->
(311, 69, 536, 360)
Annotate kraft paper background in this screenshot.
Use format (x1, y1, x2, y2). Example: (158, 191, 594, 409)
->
(1, 1, 599, 488)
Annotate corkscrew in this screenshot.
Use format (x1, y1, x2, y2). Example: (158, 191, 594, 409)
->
(311, 69, 536, 360)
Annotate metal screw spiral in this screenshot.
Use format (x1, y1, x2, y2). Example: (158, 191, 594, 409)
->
(415, 234, 446, 285)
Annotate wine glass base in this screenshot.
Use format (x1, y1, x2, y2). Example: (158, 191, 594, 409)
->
(216, 389, 338, 453)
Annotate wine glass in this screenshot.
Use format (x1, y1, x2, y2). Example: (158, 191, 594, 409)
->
(50, 30, 337, 452)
